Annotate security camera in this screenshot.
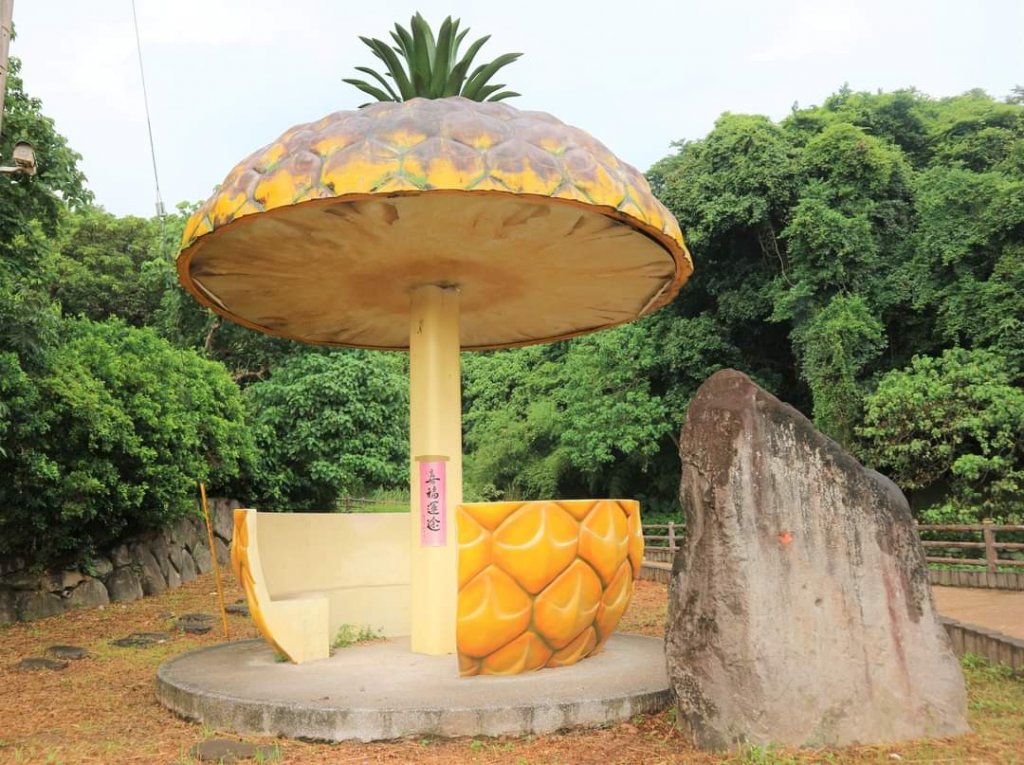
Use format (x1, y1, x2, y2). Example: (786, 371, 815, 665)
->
(0, 140, 36, 177)
(12, 141, 35, 175)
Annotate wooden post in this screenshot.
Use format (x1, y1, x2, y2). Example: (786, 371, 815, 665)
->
(0, 0, 12, 141)
(982, 520, 998, 574)
(668, 521, 676, 551)
(199, 483, 230, 639)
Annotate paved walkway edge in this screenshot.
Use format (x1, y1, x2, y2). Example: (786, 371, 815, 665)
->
(929, 568, 1024, 590)
(941, 617, 1024, 670)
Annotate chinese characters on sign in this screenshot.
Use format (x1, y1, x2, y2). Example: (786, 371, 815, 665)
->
(419, 459, 447, 546)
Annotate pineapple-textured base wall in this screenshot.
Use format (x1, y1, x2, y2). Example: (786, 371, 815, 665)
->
(457, 500, 643, 676)
(232, 500, 643, 672)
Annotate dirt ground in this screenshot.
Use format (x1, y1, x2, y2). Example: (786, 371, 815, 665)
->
(1, 573, 1022, 764)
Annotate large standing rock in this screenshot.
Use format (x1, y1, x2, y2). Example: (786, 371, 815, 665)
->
(666, 370, 968, 750)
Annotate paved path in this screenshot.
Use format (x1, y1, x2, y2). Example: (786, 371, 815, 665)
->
(933, 586, 1024, 640)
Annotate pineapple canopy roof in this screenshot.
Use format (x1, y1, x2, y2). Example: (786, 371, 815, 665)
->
(177, 97, 693, 351)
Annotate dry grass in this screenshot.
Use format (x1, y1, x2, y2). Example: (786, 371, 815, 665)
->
(0, 575, 1021, 764)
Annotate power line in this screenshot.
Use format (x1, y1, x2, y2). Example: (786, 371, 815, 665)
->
(130, 0, 165, 218)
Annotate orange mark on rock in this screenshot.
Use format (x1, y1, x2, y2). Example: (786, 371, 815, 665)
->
(778, 531, 794, 545)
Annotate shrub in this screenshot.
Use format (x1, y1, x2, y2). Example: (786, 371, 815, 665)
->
(245, 351, 408, 510)
(0, 318, 255, 563)
(859, 348, 1024, 522)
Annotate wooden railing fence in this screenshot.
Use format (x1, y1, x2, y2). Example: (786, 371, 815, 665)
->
(642, 521, 1024, 573)
(916, 523, 1024, 573)
(643, 522, 681, 551)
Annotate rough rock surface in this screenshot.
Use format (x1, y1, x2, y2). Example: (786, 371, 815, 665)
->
(166, 565, 183, 589)
(111, 632, 171, 648)
(214, 537, 231, 567)
(178, 549, 199, 583)
(666, 370, 969, 749)
(91, 556, 114, 578)
(67, 578, 109, 610)
(131, 543, 168, 596)
(48, 645, 89, 660)
(18, 592, 66, 622)
(0, 588, 17, 626)
(192, 542, 213, 575)
(213, 498, 240, 542)
(106, 567, 144, 603)
(189, 738, 275, 763)
(175, 613, 215, 634)
(149, 534, 172, 579)
(16, 657, 68, 671)
(109, 543, 132, 567)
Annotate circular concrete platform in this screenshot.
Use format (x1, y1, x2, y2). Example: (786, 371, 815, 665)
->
(156, 635, 670, 741)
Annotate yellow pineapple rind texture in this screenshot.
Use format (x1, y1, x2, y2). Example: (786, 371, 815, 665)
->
(178, 98, 690, 278)
(456, 499, 642, 676)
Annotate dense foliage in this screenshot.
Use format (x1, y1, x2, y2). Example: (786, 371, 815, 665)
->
(466, 87, 1024, 523)
(0, 59, 254, 565)
(3, 36, 1021, 568)
(859, 349, 1024, 522)
(0, 318, 254, 562)
(246, 351, 408, 510)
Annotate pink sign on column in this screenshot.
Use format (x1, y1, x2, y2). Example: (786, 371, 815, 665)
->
(418, 459, 447, 547)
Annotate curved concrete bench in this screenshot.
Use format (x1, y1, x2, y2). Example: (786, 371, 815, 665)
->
(232, 509, 410, 663)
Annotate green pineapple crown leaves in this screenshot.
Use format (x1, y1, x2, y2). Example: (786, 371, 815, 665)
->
(343, 12, 522, 106)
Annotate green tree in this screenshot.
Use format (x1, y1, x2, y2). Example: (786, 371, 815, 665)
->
(47, 208, 169, 325)
(0, 319, 255, 563)
(462, 316, 734, 515)
(1, 56, 91, 274)
(149, 203, 303, 383)
(246, 351, 409, 510)
(645, 85, 1023, 519)
(793, 295, 886, 445)
(859, 349, 1024, 522)
(905, 166, 1024, 370)
(1, 55, 90, 367)
(648, 112, 800, 402)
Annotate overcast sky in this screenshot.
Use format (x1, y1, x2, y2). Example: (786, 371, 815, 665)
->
(8, 0, 1023, 218)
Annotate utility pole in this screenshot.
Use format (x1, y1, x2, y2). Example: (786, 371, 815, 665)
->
(0, 0, 34, 177)
(0, 0, 12, 141)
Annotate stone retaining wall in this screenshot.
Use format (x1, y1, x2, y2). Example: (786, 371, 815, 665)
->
(0, 498, 240, 626)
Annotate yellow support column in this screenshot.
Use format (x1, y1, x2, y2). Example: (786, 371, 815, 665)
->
(409, 285, 461, 654)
